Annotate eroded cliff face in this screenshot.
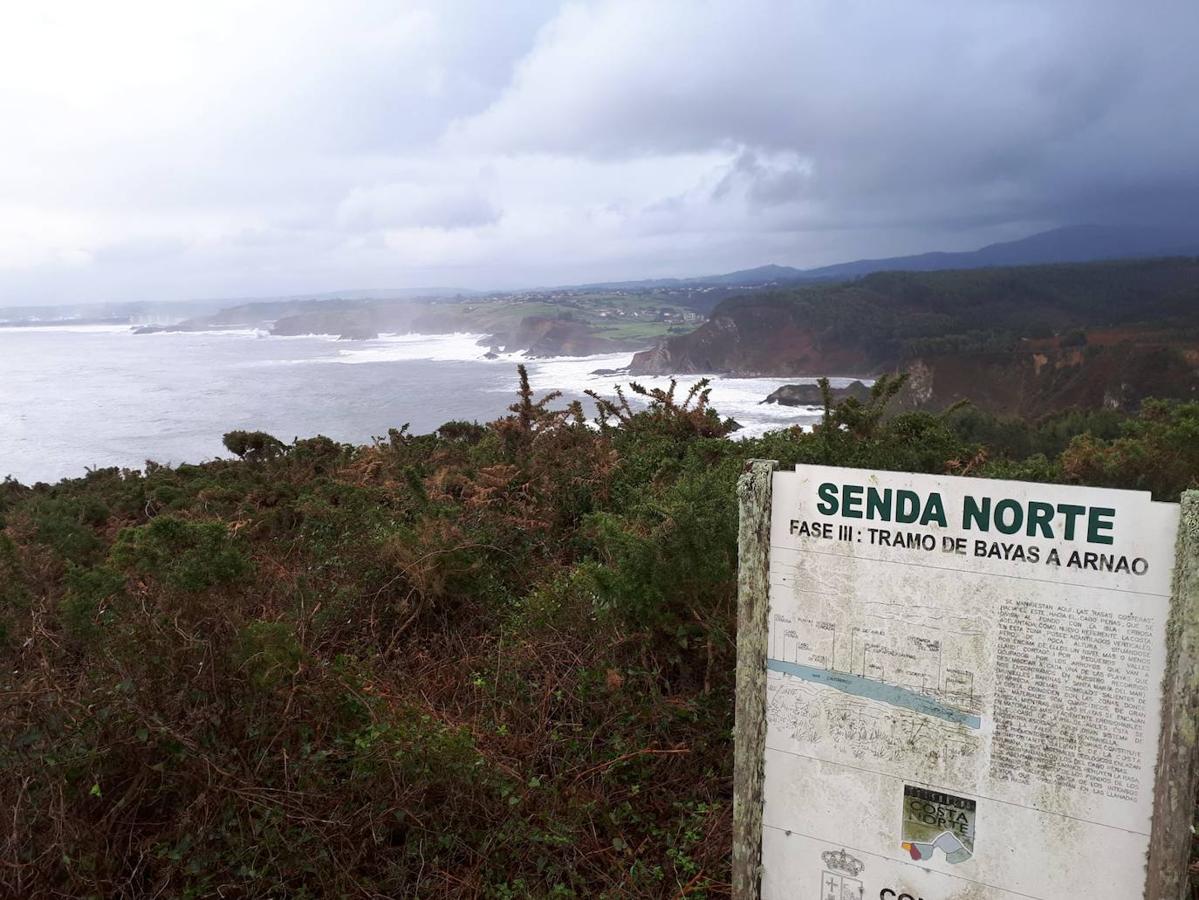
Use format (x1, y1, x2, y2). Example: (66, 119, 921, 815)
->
(628, 315, 739, 374)
(896, 340, 1199, 416)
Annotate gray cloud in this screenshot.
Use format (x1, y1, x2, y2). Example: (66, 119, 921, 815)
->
(711, 150, 813, 209)
(336, 183, 500, 231)
(1, 0, 1196, 303)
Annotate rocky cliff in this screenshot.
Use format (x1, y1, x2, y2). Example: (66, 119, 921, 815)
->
(630, 258, 1199, 415)
(895, 338, 1199, 416)
(762, 381, 873, 406)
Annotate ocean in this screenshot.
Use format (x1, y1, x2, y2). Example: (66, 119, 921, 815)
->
(0, 325, 849, 484)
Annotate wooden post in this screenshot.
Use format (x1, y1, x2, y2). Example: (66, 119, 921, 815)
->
(733, 459, 777, 900)
(1147, 489, 1199, 899)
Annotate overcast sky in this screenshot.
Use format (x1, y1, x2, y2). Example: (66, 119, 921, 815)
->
(2, 0, 1197, 304)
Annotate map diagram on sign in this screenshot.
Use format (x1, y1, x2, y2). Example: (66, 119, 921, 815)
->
(765, 553, 988, 770)
(767, 605, 984, 725)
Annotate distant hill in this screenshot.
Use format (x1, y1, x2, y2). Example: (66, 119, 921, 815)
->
(575, 225, 1199, 292)
(798, 225, 1199, 281)
(691, 264, 806, 286)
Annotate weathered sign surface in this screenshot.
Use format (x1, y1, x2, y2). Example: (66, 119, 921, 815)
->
(744, 464, 1188, 900)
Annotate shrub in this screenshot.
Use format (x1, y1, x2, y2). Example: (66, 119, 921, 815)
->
(30, 498, 103, 564)
(109, 515, 250, 591)
(222, 430, 286, 462)
(1059, 399, 1199, 499)
(60, 565, 124, 642)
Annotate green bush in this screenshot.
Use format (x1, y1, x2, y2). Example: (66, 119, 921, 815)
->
(109, 515, 250, 591)
(60, 565, 124, 642)
(222, 429, 286, 462)
(30, 498, 103, 564)
(1059, 399, 1199, 499)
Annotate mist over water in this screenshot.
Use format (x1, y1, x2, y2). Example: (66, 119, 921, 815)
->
(0, 326, 844, 484)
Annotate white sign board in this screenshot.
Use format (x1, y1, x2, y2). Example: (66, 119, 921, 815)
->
(760, 465, 1180, 900)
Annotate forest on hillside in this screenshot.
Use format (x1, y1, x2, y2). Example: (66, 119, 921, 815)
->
(631, 257, 1199, 385)
(728, 257, 1199, 360)
(2, 371, 1197, 897)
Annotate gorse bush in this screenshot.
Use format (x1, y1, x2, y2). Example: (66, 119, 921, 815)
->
(0, 368, 1196, 898)
(1059, 399, 1199, 498)
(222, 429, 287, 462)
(60, 564, 124, 643)
(109, 515, 250, 592)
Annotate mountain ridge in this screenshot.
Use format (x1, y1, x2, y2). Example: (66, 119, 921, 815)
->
(797, 224, 1199, 281)
(515, 224, 1199, 292)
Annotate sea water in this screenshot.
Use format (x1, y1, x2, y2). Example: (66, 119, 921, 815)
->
(0, 325, 856, 484)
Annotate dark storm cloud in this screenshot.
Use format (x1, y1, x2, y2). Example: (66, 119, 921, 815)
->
(2, 0, 1196, 302)
(453, 0, 1199, 229)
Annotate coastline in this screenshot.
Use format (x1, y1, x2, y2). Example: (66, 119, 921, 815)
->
(0, 326, 848, 485)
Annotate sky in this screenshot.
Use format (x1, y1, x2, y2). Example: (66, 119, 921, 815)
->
(2, 0, 1197, 304)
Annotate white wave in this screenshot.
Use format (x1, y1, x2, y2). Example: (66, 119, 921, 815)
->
(522, 353, 870, 439)
(135, 327, 265, 338)
(309, 332, 502, 364)
(0, 323, 135, 334)
(255, 331, 341, 341)
(239, 326, 867, 437)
